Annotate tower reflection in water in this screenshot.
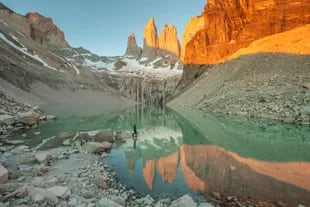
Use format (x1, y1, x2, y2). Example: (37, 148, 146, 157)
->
(106, 107, 310, 206)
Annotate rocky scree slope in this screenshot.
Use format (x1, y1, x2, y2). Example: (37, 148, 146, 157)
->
(169, 52, 310, 125)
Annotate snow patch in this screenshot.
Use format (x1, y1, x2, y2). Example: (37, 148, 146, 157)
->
(118, 58, 182, 80)
(83, 58, 114, 70)
(70, 63, 80, 75)
(0, 32, 59, 71)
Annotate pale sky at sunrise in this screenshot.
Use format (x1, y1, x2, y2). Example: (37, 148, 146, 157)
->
(1, 0, 206, 56)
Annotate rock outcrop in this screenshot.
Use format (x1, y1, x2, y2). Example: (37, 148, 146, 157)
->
(125, 33, 142, 57)
(26, 12, 69, 48)
(100, 72, 181, 107)
(158, 24, 180, 58)
(141, 18, 159, 59)
(229, 25, 310, 59)
(182, 0, 310, 64)
(181, 16, 205, 62)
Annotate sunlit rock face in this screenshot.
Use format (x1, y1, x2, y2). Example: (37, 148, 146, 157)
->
(125, 33, 142, 57)
(181, 16, 205, 62)
(229, 25, 310, 59)
(142, 160, 156, 189)
(182, 0, 310, 64)
(141, 18, 159, 59)
(157, 151, 179, 183)
(158, 24, 181, 58)
(26, 12, 69, 48)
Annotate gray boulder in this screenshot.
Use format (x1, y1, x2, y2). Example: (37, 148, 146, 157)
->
(57, 131, 74, 139)
(47, 186, 71, 199)
(0, 165, 8, 184)
(28, 186, 59, 204)
(99, 198, 124, 207)
(302, 83, 310, 89)
(80, 130, 115, 143)
(0, 115, 16, 126)
(17, 111, 40, 126)
(35, 151, 52, 163)
(169, 194, 197, 207)
(83, 142, 112, 153)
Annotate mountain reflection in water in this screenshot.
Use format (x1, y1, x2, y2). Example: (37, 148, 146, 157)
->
(105, 107, 310, 206)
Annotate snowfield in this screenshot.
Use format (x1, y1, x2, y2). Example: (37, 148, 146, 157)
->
(83, 58, 115, 71)
(117, 57, 182, 80)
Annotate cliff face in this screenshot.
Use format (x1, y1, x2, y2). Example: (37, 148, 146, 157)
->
(158, 24, 180, 57)
(182, 0, 310, 64)
(26, 12, 69, 48)
(100, 73, 180, 107)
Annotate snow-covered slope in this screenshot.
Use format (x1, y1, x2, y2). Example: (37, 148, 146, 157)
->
(0, 32, 58, 71)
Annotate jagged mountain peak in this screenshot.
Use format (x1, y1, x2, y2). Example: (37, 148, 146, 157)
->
(125, 32, 142, 57)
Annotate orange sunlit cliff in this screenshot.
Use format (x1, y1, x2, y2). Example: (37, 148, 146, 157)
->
(181, 0, 310, 64)
(229, 25, 310, 59)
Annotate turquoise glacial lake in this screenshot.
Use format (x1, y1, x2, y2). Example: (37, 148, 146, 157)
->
(11, 105, 310, 206)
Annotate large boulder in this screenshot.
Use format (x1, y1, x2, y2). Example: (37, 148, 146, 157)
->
(28, 186, 59, 204)
(302, 83, 310, 90)
(35, 151, 53, 164)
(79, 130, 115, 143)
(99, 198, 124, 207)
(83, 142, 112, 153)
(0, 165, 8, 184)
(169, 194, 197, 207)
(0, 115, 16, 126)
(17, 111, 40, 127)
(57, 131, 74, 140)
(3, 185, 59, 205)
(93, 130, 115, 142)
(47, 186, 71, 199)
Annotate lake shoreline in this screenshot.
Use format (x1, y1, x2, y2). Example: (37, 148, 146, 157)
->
(1, 93, 309, 207)
(1, 140, 291, 207)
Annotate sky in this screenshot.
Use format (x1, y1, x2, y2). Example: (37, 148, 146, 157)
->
(1, 0, 206, 56)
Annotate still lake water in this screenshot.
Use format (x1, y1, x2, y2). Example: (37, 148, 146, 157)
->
(14, 105, 310, 206)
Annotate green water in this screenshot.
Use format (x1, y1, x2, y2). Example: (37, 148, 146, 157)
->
(11, 105, 310, 205)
